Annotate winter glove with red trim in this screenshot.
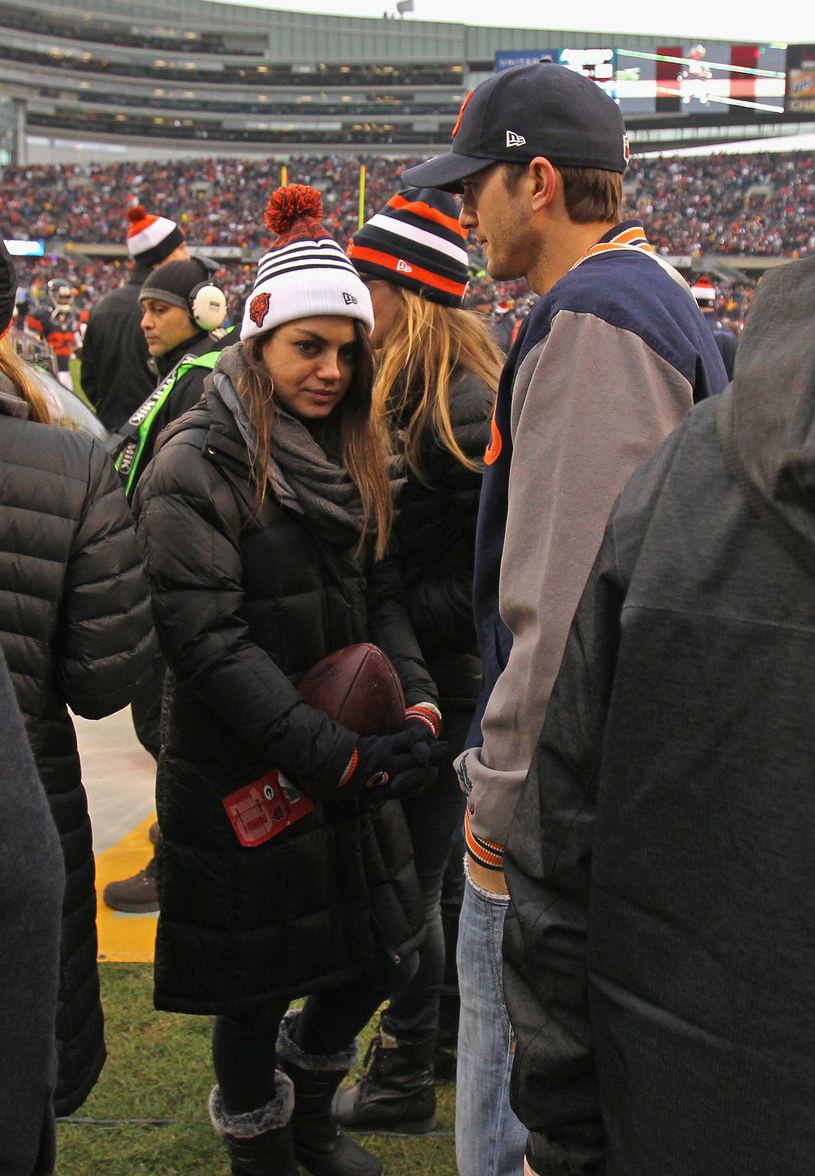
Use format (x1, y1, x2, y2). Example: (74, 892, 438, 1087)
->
(404, 702, 442, 738)
(338, 724, 448, 801)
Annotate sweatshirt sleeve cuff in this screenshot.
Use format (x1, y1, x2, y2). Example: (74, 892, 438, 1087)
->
(464, 807, 505, 871)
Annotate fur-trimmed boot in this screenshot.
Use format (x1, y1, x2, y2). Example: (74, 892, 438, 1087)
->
(333, 1024, 437, 1134)
(209, 1071, 298, 1176)
(277, 1010, 383, 1176)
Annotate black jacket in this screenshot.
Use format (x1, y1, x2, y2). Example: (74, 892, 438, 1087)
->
(0, 646, 64, 1176)
(392, 366, 493, 706)
(135, 379, 436, 1015)
(0, 383, 155, 1115)
(504, 255, 815, 1176)
(80, 264, 154, 429)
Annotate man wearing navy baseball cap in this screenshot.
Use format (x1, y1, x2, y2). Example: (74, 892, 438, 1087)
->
(404, 62, 729, 1176)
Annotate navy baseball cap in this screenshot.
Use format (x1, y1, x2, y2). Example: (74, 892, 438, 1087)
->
(401, 61, 629, 191)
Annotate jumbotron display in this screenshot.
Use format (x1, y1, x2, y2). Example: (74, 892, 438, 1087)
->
(496, 44, 799, 117)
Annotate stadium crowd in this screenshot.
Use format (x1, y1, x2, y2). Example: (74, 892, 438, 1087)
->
(4, 150, 814, 256)
(3, 148, 814, 334)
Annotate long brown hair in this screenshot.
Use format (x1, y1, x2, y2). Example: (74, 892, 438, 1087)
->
(238, 320, 394, 559)
(0, 334, 53, 423)
(373, 288, 503, 479)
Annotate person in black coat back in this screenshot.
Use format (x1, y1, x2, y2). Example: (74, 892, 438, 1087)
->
(102, 258, 235, 914)
(0, 644, 64, 1176)
(135, 186, 444, 1176)
(0, 239, 156, 1118)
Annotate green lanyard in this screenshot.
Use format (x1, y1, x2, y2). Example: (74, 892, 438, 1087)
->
(116, 349, 220, 498)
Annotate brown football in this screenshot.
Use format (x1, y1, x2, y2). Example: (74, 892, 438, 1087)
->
(298, 643, 405, 736)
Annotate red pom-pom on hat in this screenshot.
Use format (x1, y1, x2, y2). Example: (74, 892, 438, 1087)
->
(264, 184, 328, 242)
(126, 204, 148, 225)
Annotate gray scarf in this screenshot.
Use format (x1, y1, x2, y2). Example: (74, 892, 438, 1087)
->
(213, 345, 365, 548)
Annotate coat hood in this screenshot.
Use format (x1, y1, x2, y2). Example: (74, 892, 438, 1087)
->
(717, 255, 815, 572)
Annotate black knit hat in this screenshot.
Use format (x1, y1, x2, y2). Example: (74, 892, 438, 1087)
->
(0, 238, 17, 336)
(139, 258, 227, 333)
(402, 61, 629, 191)
(348, 187, 469, 307)
(139, 258, 209, 312)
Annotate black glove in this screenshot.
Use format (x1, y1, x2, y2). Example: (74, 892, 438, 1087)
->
(338, 725, 448, 801)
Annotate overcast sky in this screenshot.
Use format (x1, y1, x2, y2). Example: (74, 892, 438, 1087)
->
(214, 0, 811, 46)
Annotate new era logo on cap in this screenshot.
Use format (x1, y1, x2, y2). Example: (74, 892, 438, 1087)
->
(506, 131, 527, 148)
(396, 259, 413, 273)
(342, 292, 359, 306)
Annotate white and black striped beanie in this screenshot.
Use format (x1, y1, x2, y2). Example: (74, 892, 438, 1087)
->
(347, 187, 469, 307)
(241, 185, 373, 341)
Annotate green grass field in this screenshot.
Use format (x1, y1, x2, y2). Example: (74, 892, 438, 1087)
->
(56, 963, 457, 1175)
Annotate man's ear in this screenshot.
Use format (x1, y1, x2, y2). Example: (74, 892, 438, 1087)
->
(528, 157, 559, 211)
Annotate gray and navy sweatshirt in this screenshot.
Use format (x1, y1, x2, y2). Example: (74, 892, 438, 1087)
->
(457, 219, 728, 873)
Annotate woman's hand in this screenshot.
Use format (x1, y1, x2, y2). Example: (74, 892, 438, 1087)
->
(338, 727, 447, 801)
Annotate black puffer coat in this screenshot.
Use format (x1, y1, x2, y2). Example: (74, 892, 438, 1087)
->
(135, 380, 436, 1015)
(392, 367, 493, 705)
(0, 383, 155, 1116)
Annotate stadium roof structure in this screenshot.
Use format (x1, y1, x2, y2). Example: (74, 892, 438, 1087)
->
(0, 0, 812, 161)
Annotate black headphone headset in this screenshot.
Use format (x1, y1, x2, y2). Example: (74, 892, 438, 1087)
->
(188, 281, 228, 332)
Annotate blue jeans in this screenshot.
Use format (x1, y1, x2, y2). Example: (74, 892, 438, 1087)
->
(456, 870, 527, 1176)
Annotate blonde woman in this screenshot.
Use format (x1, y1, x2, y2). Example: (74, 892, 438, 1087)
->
(341, 186, 503, 1132)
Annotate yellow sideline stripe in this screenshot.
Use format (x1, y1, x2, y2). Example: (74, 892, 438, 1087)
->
(95, 814, 158, 964)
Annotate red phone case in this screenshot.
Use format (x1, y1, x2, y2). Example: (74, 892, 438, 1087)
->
(223, 770, 315, 847)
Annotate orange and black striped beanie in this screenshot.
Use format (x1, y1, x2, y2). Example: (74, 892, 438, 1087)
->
(348, 187, 469, 308)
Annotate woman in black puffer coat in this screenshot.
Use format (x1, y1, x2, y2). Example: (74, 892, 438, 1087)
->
(134, 187, 443, 1176)
(341, 187, 503, 1131)
(0, 244, 155, 1122)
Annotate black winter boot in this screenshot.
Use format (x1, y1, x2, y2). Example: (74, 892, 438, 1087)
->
(433, 992, 460, 1081)
(333, 1024, 437, 1134)
(277, 1010, 382, 1176)
(209, 1073, 298, 1176)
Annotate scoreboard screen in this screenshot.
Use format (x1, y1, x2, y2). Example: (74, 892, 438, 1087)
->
(495, 44, 789, 117)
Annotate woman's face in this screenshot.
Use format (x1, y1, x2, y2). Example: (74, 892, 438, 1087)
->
(365, 280, 404, 349)
(261, 316, 357, 421)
